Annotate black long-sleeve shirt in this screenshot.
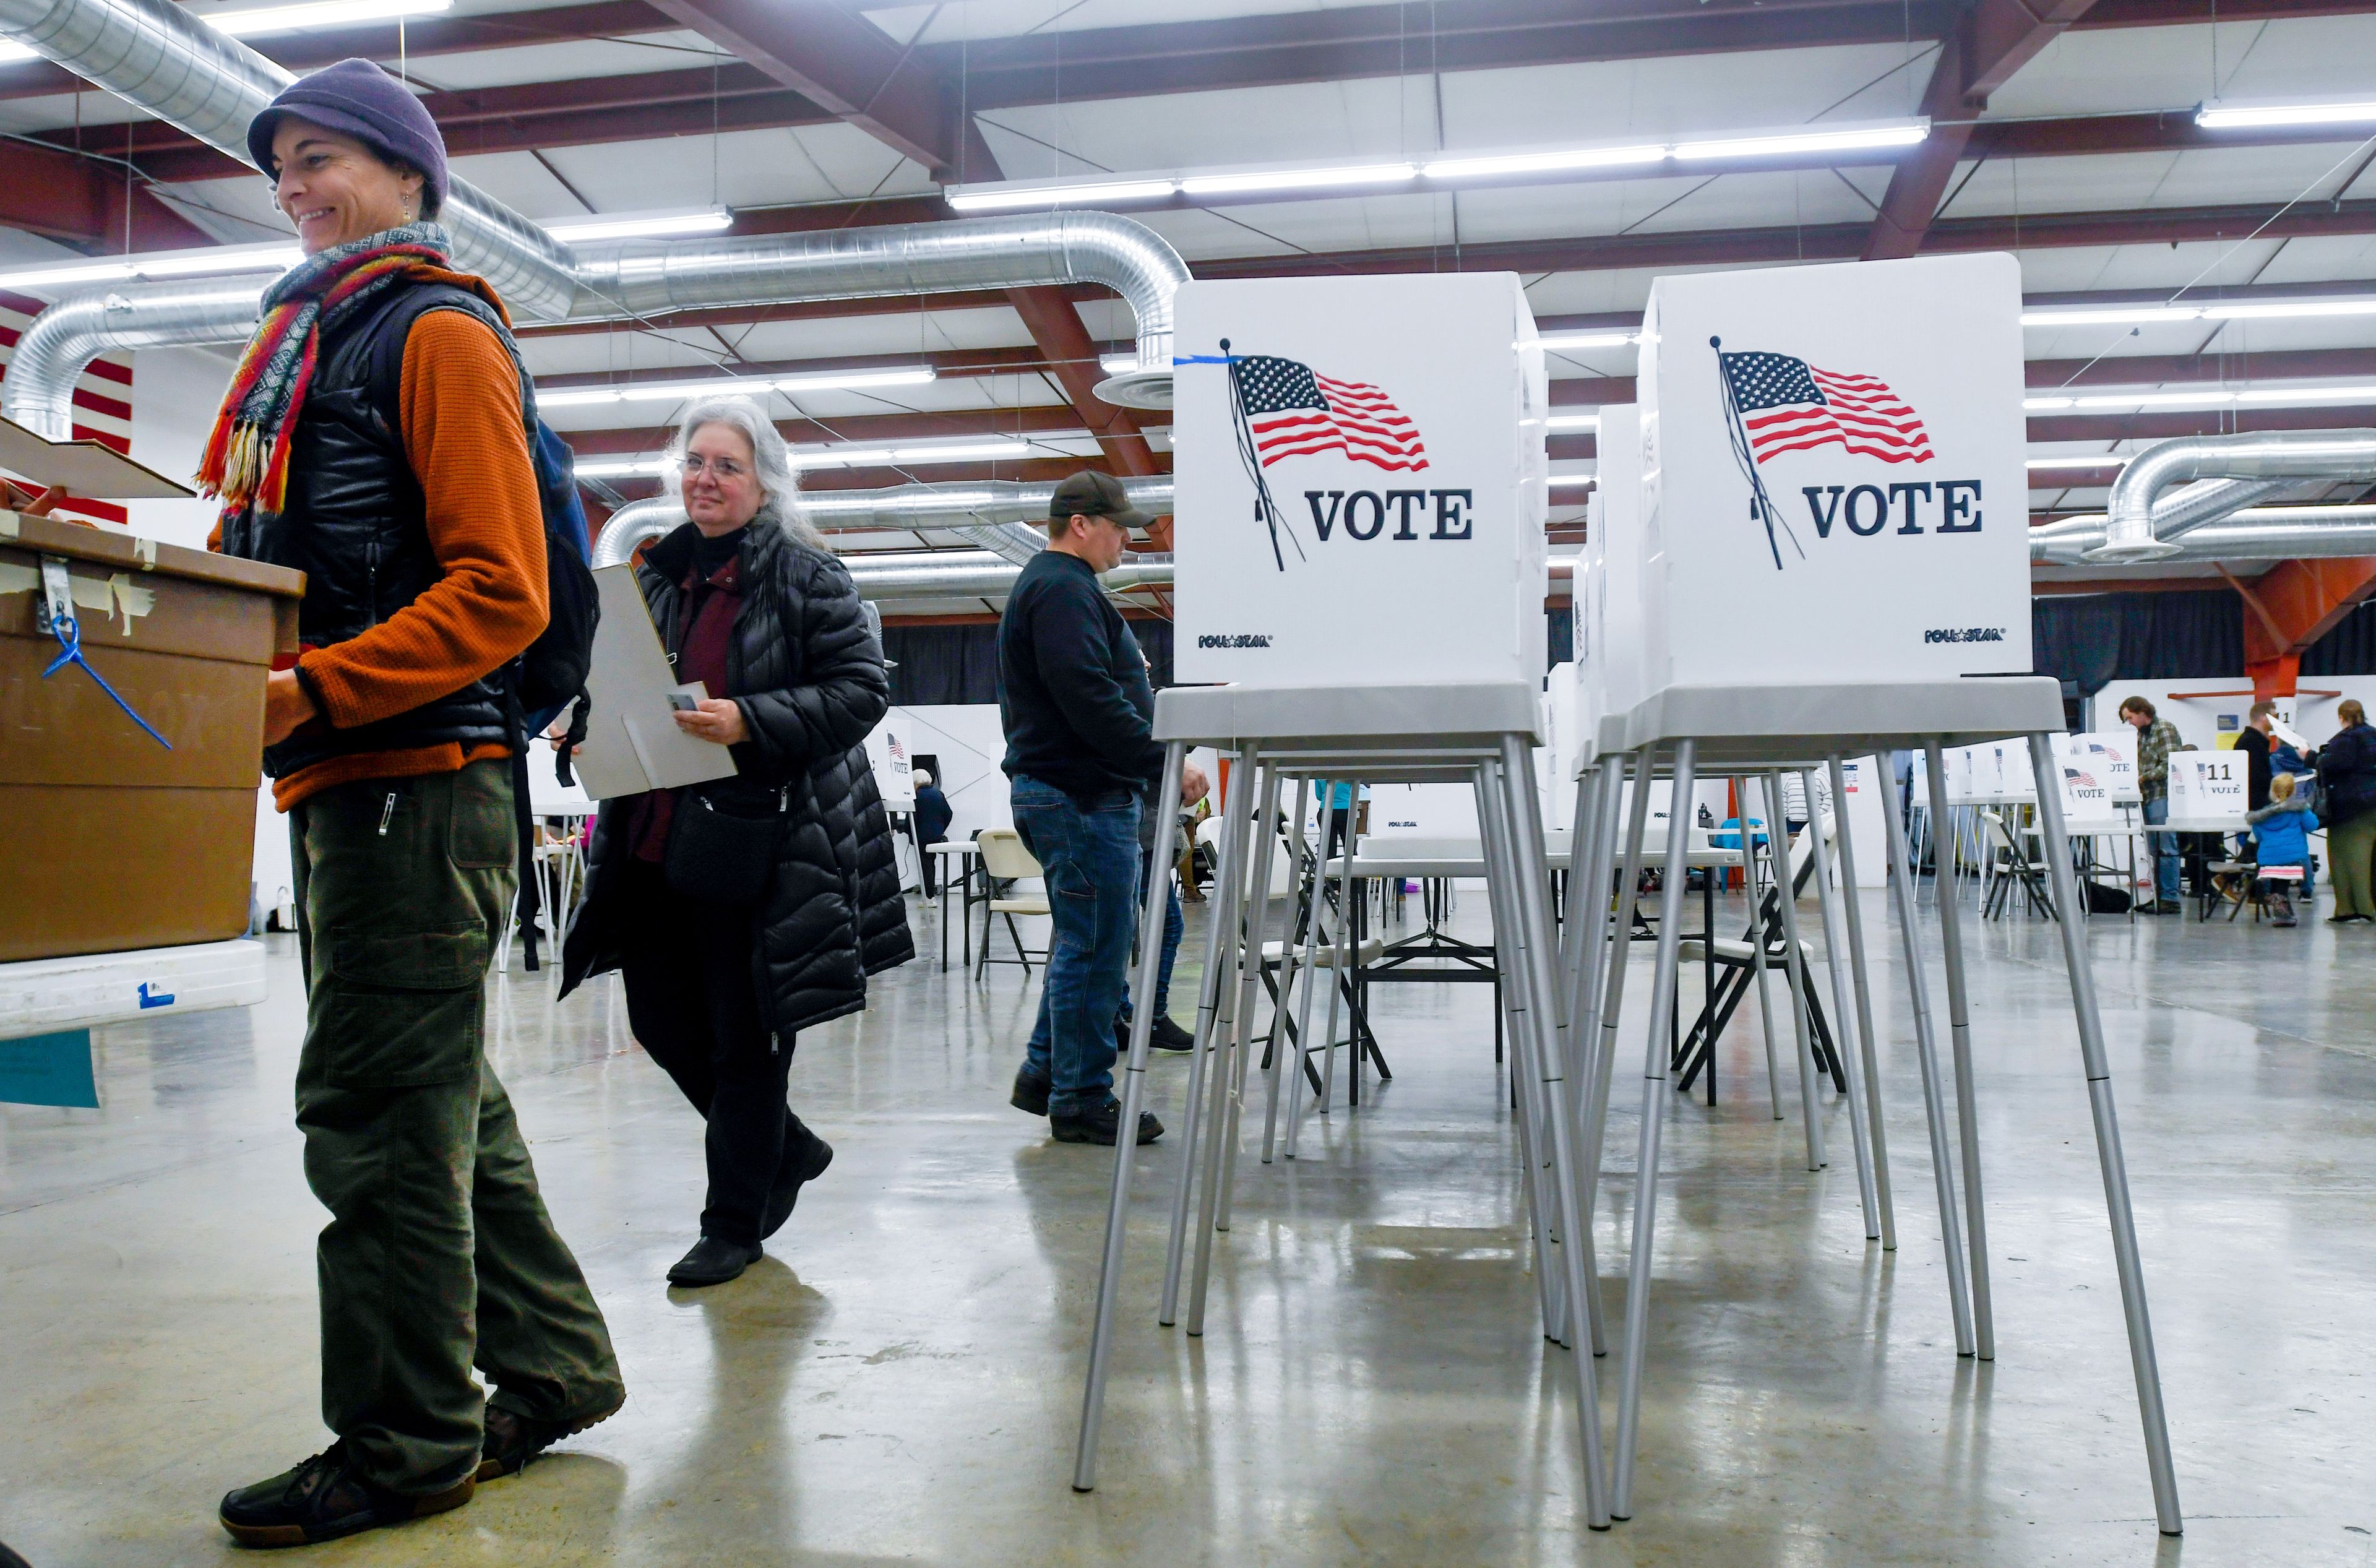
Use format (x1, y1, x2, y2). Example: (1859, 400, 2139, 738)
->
(2236, 725, 2273, 810)
(997, 549, 1162, 803)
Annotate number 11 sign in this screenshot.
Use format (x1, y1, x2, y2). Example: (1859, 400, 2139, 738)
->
(2167, 752, 2246, 823)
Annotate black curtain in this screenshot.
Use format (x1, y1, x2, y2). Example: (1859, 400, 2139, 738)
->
(1546, 606, 1574, 670)
(2031, 590, 2243, 696)
(2302, 598, 2376, 676)
(884, 618, 1175, 707)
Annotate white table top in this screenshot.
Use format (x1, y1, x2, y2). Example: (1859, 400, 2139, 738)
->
(926, 840, 979, 857)
(2163, 814, 2248, 834)
(1617, 678, 2066, 762)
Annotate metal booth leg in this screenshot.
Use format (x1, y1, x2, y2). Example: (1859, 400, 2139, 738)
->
(1880, 757, 1978, 1357)
(1190, 764, 1286, 1332)
(1073, 739, 1188, 1491)
(1805, 768, 1882, 1241)
(1763, 772, 1828, 1173)
(1922, 741, 1995, 1360)
(1558, 758, 1617, 1357)
(2027, 733, 2184, 1536)
(1735, 774, 1788, 1123)
(1494, 735, 1612, 1529)
(1161, 743, 1259, 1325)
(1476, 757, 1569, 1348)
(1611, 738, 1699, 1520)
(1827, 754, 1898, 1251)
(1261, 776, 1315, 1163)
(1583, 747, 1658, 1229)
(1282, 779, 1331, 1158)
(1316, 799, 1362, 1118)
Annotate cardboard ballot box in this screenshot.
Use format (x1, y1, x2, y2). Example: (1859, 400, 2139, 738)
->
(0, 512, 304, 962)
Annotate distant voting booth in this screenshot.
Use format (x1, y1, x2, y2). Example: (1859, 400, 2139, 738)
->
(1590, 403, 1647, 728)
(2167, 751, 2248, 827)
(1172, 274, 1548, 684)
(1633, 253, 2031, 691)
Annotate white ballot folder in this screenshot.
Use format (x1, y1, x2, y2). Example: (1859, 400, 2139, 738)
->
(571, 565, 739, 801)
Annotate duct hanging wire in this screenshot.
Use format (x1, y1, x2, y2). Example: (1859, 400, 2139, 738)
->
(0, 0, 1191, 437)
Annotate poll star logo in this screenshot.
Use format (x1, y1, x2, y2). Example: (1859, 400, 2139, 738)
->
(1194, 337, 1441, 572)
(1712, 336, 1983, 572)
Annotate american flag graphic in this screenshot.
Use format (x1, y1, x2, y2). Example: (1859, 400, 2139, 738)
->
(1718, 350, 1933, 465)
(2066, 767, 2101, 788)
(1228, 355, 1427, 472)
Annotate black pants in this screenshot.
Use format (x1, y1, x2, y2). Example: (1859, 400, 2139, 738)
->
(618, 861, 816, 1247)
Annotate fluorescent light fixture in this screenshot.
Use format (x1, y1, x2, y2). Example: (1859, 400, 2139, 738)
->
(792, 439, 1033, 468)
(1421, 142, 1666, 180)
(2026, 454, 2130, 469)
(544, 209, 731, 243)
(2202, 298, 2376, 321)
(0, 243, 297, 292)
(773, 366, 936, 394)
(1544, 413, 1600, 430)
(534, 388, 624, 408)
(2025, 298, 2376, 327)
(2021, 306, 2200, 327)
(575, 459, 668, 478)
(1100, 355, 1140, 376)
(1179, 162, 1417, 196)
(801, 489, 998, 514)
(945, 179, 1177, 213)
(615, 376, 778, 403)
(2026, 382, 2376, 413)
(205, 0, 452, 35)
(1671, 120, 1927, 161)
(1536, 332, 1637, 352)
(2198, 98, 2376, 130)
(1547, 476, 1598, 488)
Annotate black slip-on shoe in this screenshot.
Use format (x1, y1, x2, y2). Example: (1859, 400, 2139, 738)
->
(476, 1393, 627, 1483)
(761, 1131, 834, 1241)
(667, 1235, 761, 1289)
(2151, 900, 2184, 915)
(1148, 1015, 1196, 1053)
(1011, 1065, 1051, 1117)
(1050, 1098, 1163, 1146)
(220, 1442, 471, 1549)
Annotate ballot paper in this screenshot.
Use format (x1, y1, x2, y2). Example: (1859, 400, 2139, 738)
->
(570, 564, 739, 801)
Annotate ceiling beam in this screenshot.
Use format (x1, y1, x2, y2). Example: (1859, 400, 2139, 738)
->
(1864, 0, 2099, 261)
(0, 142, 215, 249)
(645, 0, 955, 174)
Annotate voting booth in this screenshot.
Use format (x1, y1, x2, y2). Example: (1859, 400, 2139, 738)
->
(2167, 751, 2249, 828)
(1172, 274, 1547, 684)
(1633, 254, 2031, 691)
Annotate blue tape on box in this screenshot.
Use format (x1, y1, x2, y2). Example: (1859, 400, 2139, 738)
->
(0, 1029, 100, 1108)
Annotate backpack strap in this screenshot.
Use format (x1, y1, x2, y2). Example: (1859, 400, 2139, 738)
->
(358, 280, 538, 441)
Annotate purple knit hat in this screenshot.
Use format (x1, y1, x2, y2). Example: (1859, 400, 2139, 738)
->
(248, 58, 449, 216)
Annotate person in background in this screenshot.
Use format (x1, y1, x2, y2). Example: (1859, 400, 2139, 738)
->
(1317, 778, 1371, 861)
(2317, 698, 2376, 924)
(2237, 700, 2276, 811)
(913, 767, 953, 896)
(2120, 695, 2185, 915)
(2246, 772, 2318, 927)
(999, 472, 1166, 1145)
(561, 398, 912, 1288)
(207, 59, 622, 1548)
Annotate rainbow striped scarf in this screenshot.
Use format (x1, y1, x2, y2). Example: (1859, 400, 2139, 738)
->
(199, 223, 451, 514)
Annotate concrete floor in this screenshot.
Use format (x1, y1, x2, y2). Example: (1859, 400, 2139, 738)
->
(3, 879, 2374, 1566)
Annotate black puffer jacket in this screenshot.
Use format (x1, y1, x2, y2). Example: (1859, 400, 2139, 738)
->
(560, 517, 913, 1036)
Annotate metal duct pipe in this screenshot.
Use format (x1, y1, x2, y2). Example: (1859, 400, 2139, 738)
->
(567, 213, 1187, 405)
(0, 0, 579, 319)
(843, 548, 1173, 603)
(591, 478, 1175, 571)
(2090, 429, 2376, 561)
(2035, 505, 2376, 564)
(0, 282, 263, 439)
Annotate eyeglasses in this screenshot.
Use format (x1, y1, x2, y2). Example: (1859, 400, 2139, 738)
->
(681, 454, 749, 480)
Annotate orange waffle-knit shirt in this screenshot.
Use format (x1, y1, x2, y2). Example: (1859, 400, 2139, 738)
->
(250, 299, 548, 809)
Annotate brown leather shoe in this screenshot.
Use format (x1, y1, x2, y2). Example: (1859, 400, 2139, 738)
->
(476, 1394, 627, 1481)
(220, 1443, 472, 1548)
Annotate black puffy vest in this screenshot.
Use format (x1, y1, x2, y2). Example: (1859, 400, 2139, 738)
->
(220, 280, 520, 778)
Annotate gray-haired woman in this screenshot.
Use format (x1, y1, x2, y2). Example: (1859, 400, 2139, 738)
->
(561, 398, 913, 1287)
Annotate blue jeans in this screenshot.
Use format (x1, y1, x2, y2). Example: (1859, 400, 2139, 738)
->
(2142, 795, 2180, 902)
(1014, 775, 1142, 1117)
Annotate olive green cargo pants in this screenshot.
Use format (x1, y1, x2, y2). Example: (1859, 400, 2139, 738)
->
(290, 759, 623, 1494)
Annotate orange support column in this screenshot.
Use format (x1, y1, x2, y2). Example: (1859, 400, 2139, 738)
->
(2239, 556, 2376, 699)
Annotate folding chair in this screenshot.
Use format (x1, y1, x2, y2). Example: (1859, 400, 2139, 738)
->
(974, 829, 1049, 978)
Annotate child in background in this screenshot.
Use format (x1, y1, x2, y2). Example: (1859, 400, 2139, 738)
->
(2247, 772, 2319, 927)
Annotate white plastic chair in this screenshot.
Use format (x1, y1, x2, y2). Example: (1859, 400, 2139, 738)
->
(975, 829, 1049, 978)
